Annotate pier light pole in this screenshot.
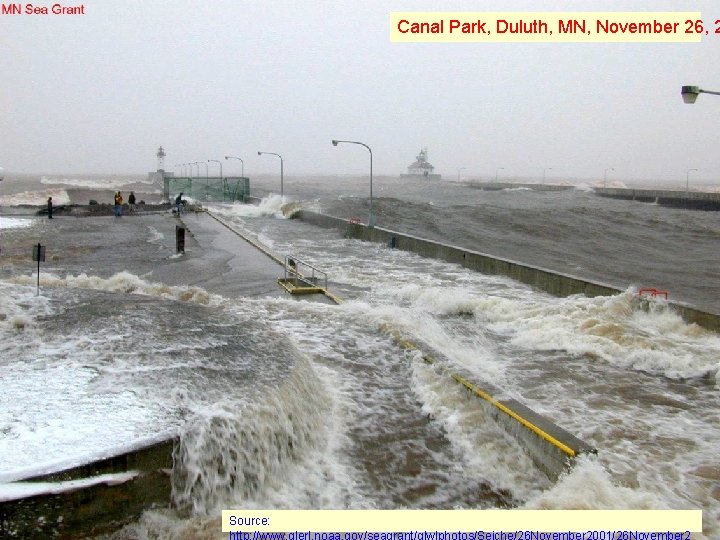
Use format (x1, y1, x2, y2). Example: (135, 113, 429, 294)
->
(681, 86, 719, 199)
(258, 151, 284, 199)
(686, 168, 698, 196)
(225, 156, 244, 178)
(200, 162, 209, 200)
(542, 167, 552, 184)
(332, 139, 374, 227)
(603, 167, 614, 188)
(208, 159, 222, 180)
(495, 167, 504, 181)
(681, 85, 720, 104)
(192, 162, 201, 178)
(209, 159, 222, 201)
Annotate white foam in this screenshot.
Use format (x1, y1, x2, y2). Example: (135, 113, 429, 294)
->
(171, 355, 346, 514)
(40, 176, 154, 189)
(0, 216, 34, 230)
(410, 358, 551, 499)
(207, 194, 325, 221)
(0, 282, 55, 338)
(10, 271, 221, 306)
(146, 225, 165, 244)
(524, 456, 666, 510)
(0, 187, 70, 206)
(0, 472, 140, 502)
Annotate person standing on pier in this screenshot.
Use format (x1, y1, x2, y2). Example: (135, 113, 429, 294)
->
(114, 191, 124, 217)
(175, 192, 184, 215)
(128, 191, 136, 212)
(47, 197, 53, 219)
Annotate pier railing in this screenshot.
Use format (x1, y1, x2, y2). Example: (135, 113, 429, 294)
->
(166, 176, 250, 203)
(281, 255, 328, 291)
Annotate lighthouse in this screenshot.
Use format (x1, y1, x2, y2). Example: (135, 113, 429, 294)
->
(400, 148, 441, 180)
(156, 146, 166, 172)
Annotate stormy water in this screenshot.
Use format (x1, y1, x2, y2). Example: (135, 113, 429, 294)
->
(0, 173, 718, 538)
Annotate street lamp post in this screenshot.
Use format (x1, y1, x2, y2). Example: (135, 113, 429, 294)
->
(202, 162, 209, 200)
(208, 159, 222, 180)
(209, 159, 222, 201)
(681, 85, 720, 104)
(331, 139, 374, 227)
(604, 167, 614, 188)
(225, 156, 244, 178)
(495, 167, 504, 182)
(257, 151, 284, 199)
(542, 167, 552, 184)
(457, 167, 466, 182)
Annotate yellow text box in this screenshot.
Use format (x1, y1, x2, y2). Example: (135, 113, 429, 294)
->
(222, 509, 702, 533)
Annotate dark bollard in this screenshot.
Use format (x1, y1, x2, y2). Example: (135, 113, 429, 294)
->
(389, 236, 397, 249)
(176, 225, 185, 253)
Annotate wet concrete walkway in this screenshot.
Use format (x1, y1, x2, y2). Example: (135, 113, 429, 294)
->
(152, 211, 286, 299)
(0, 211, 285, 300)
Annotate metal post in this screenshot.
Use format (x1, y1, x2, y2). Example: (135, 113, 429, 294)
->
(257, 151, 284, 200)
(331, 139, 374, 227)
(209, 159, 222, 201)
(176, 225, 185, 253)
(225, 156, 244, 178)
(32, 243, 45, 295)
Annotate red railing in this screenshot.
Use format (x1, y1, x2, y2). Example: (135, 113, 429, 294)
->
(637, 287, 669, 300)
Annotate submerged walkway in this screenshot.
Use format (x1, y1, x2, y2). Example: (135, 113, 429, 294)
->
(160, 211, 285, 298)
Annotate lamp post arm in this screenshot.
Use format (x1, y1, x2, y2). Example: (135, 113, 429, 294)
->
(225, 156, 245, 178)
(700, 89, 720, 96)
(258, 152, 284, 199)
(332, 139, 373, 226)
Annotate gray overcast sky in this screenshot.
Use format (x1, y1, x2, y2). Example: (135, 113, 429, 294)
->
(1, 0, 719, 182)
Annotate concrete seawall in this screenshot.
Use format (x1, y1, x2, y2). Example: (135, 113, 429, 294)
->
(385, 328, 596, 482)
(594, 187, 720, 210)
(0, 438, 175, 538)
(293, 209, 720, 333)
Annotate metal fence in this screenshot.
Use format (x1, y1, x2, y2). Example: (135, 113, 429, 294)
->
(166, 177, 250, 203)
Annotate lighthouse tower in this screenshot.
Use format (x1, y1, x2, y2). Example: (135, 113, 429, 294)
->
(156, 146, 166, 172)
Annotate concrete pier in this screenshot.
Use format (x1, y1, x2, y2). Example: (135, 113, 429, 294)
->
(467, 182, 575, 191)
(594, 187, 720, 210)
(0, 207, 599, 537)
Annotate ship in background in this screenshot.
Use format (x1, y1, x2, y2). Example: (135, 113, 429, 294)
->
(0, 166, 4, 181)
(400, 147, 441, 180)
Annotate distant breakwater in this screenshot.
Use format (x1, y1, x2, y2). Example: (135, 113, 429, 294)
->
(593, 187, 720, 211)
